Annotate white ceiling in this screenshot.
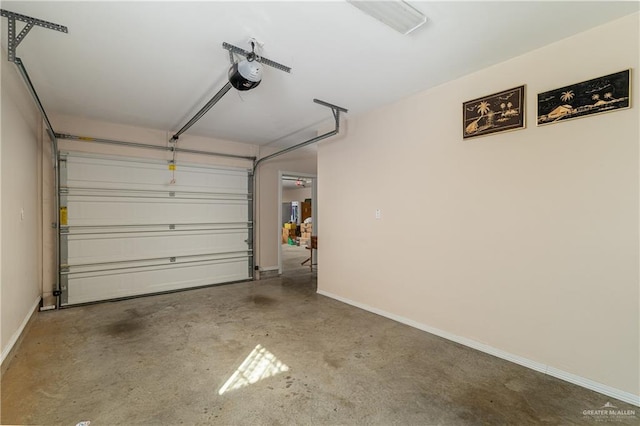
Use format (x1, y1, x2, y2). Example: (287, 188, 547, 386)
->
(2, 1, 638, 147)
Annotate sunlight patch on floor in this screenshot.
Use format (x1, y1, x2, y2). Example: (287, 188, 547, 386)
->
(218, 344, 289, 395)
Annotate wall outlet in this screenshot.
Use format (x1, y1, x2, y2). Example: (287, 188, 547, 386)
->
(20, 208, 24, 221)
(375, 209, 381, 220)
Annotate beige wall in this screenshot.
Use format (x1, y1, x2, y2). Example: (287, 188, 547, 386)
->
(318, 13, 639, 400)
(1, 49, 43, 362)
(282, 186, 312, 204)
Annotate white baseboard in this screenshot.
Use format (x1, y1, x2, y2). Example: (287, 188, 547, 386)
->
(317, 289, 640, 407)
(259, 266, 279, 272)
(1, 295, 41, 366)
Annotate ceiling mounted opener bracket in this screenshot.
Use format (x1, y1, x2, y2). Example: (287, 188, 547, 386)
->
(313, 98, 348, 129)
(0, 9, 68, 63)
(169, 41, 292, 143)
(223, 41, 291, 73)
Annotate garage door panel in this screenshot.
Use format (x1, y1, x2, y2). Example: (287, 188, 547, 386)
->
(67, 223, 248, 233)
(66, 230, 250, 265)
(59, 152, 253, 306)
(66, 156, 248, 194)
(66, 196, 248, 227)
(65, 187, 249, 200)
(65, 258, 250, 305)
(66, 252, 251, 274)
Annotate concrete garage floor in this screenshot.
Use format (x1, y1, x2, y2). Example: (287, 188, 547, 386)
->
(2, 271, 638, 425)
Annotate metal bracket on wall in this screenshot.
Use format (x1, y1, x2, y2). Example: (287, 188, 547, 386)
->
(0, 9, 68, 63)
(253, 99, 348, 171)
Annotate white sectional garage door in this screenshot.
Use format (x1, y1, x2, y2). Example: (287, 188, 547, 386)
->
(59, 153, 252, 306)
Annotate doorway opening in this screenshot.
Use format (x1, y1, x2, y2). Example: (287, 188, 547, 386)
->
(278, 172, 316, 275)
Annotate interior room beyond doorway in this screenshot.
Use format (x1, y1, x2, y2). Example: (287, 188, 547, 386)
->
(280, 174, 315, 274)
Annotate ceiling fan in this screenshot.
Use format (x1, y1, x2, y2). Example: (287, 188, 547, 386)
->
(171, 39, 291, 142)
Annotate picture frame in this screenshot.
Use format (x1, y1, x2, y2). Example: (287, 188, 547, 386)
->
(537, 69, 631, 126)
(463, 85, 525, 139)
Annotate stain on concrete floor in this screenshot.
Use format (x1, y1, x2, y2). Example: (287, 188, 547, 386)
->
(245, 295, 277, 306)
(104, 319, 145, 336)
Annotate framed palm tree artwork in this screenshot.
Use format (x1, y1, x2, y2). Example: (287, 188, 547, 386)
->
(537, 69, 631, 126)
(463, 85, 526, 139)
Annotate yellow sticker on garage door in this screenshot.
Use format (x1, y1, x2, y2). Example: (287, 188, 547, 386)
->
(60, 207, 68, 226)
